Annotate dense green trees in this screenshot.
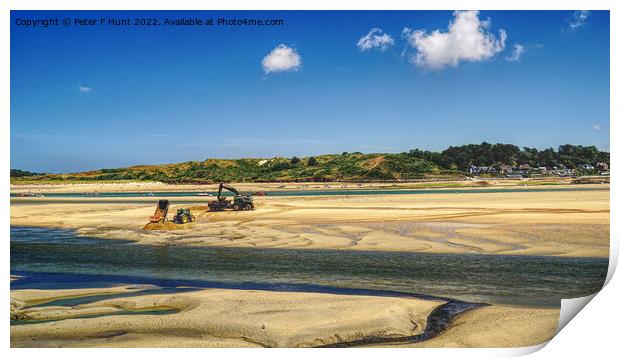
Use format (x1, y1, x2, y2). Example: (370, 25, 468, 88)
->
(10, 169, 41, 177)
(408, 143, 609, 171)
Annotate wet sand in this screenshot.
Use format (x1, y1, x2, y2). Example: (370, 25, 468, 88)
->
(10, 286, 558, 348)
(10, 178, 577, 194)
(386, 305, 559, 348)
(10, 185, 610, 257)
(9, 183, 604, 347)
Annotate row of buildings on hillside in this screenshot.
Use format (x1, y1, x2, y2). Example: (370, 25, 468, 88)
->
(468, 162, 609, 177)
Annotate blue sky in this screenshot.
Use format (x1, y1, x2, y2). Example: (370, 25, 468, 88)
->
(11, 10, 609, 173)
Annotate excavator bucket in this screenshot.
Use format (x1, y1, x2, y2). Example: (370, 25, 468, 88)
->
(149, 199, 170, 223)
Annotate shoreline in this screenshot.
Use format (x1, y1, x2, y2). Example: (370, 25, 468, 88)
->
(9, 227, 610, 262)
(10, 285, 559, 348)
(10, 188, 610, 258)
(14, 264, 595, 309)
(10, 183, 599, 348)
(10, 179, 606, 195)
(9, 184, 610, 202)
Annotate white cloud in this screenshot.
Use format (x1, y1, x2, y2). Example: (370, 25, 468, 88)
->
(357, 28, 395, 51)
(78, 85, 93, 93)
(569, 10, 590, 31)
(506, 44, 525, 62)
(402, 10, 507, 70)
(261, 44, 302, 74)
(592, 123, 601, 130)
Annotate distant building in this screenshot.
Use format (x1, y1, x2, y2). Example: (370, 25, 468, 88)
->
(468, 165, 497, 174)
(579, 164, 595, 170)
(499, 164, 513, 174)
(552, 168, 575, 177)
(511, 164, 530, 175)
(518, 164, 530, 170)
(506, 174, 523, 179)
(597, 162, 609, 171)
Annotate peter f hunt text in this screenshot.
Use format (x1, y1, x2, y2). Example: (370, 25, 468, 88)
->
(14, 17, 285, 28)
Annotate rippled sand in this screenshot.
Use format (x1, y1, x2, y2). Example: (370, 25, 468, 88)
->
(10, 179, 577, 194)
(11, 184, 609, 257)
(12, 185, 590, 347)
(10, 286, 558, 348)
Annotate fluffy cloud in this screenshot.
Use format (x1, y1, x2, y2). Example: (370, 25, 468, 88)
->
(357, 28, 395, 51)
(569, 10, 590, 31)
(262, 44, 302, 74)
(402, 11, 507, 70)
(506, 44, 525, 62)
(78, 85, 92, 93)
(592, 123, 601, 131)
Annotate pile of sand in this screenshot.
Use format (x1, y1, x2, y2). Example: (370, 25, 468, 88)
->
(142, 222, 193, 231)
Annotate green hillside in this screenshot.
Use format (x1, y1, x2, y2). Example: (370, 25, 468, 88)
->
(11, 143, 609, 184)
(11, 152, 448, 184)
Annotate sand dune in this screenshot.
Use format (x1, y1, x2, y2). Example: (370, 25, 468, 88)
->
(10, 286, 558, 348)
(11, 287, 442, 347)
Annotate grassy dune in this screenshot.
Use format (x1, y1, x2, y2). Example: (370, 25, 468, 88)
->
(10, 153, 455, 184)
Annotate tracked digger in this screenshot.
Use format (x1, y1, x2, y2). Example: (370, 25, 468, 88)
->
(208, 183, 254, 211)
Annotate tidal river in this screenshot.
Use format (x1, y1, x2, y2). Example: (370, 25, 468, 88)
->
(11, 226, 608, 308)
(9, 186, 607, 199)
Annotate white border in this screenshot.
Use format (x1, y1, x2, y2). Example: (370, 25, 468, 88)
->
(0, 0, 617, 11)
(2, 1, 616, 357)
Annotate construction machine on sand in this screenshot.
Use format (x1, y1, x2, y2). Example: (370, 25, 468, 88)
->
(148, 199, 195, 225)
(149, 199, 170, 223)
(172, 208, 196, 224)
(208, 183, 254, 211)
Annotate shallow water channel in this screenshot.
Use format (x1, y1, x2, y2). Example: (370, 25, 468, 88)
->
(11, 226, 607, 308)
(10, 186, 607, 199)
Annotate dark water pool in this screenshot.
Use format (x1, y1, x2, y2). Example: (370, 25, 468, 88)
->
(11, 308, 179, 326)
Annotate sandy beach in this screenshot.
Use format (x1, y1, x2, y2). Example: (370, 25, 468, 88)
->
(10, 285, 558, 348)
(10, 183, 610, 257)
(10, 4, 613, 350)
(9, 178, 580, 194)
(9, 182, 607, 347)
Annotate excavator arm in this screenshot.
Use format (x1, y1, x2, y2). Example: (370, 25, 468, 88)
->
(217, 182, 240, 200)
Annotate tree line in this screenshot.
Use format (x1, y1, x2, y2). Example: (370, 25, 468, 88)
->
(10, 169, 41, 177)
(407, 143, 609, 171)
